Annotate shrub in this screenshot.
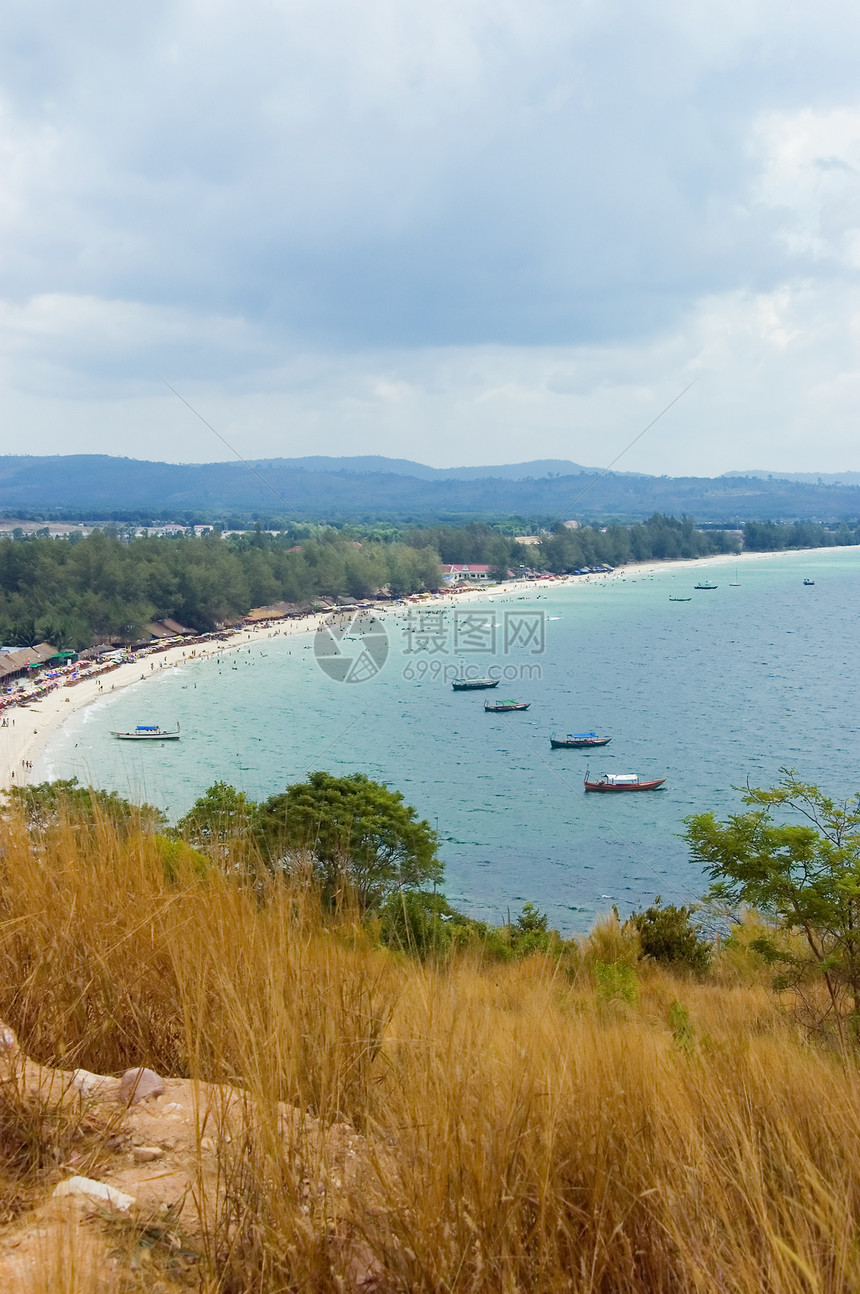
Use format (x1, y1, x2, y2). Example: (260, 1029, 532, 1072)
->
(630, 898, 711, 974)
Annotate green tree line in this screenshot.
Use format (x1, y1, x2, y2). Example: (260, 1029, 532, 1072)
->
(3, 510, 850, 652)
(407, 513, 740, 573)
(0, 529, 441, 649)
(741, 519, 859, 551)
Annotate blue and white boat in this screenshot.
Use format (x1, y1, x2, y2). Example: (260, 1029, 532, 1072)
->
(111, 723, 181, 741)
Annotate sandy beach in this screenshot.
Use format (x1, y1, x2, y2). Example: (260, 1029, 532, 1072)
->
(0, 545, 844, 792)
(0, 615, 331, 792)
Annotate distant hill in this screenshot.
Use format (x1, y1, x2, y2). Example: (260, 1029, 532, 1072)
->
(724, 470, 860, 487)
(258, 456, 595, 480)
(1, 454, 859, 523)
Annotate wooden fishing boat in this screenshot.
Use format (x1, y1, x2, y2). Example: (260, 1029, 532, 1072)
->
(111, 723, 181, 741)
(551, 732, 611, 749)
(583, 770, 665, 792)
(669, 596, 692, 602)
(484, 699, 530, 712)
(452, 678, 499, 691)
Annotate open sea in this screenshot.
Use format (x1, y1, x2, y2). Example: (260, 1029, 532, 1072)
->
(37, 548, 860, 934)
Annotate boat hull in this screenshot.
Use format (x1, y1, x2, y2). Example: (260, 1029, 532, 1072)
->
(485, 703, 530, 712)
(111, 730, 181, 740)
(452, 679, 499, 691)
(551, 737, 611, 748)
(584, 778, 665, 792)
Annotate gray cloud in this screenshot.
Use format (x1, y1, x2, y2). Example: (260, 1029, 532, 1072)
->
(0, 1, 859, 469)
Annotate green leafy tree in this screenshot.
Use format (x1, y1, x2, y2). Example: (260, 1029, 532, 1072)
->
(175, 781, 258, 861)
(629, 898, 711, 974)
(508, 901, 559, 954)
(686, 772, 860, 1038)
(2, 778, 165, 836)
(255, 771, 442, 911)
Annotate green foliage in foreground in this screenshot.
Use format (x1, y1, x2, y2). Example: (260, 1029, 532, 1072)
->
(378, 894, 569, 960)
(4, 777, 166, 835)
(686, 771, 860, 1038)
(255, 771, 444, 912)
(630, 898, 712, 974)
(594, 960, 638, 1007)
(18, 769, 860, 1028)
(178, 773, 443, 914)
(175, 781, 259, 862)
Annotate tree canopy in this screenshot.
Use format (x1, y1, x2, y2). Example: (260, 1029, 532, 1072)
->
(174, 781, 258, 863)
(1, 777, 166, 836)
(254, 771, 443, 911)
(0, 529, 442, 649)
(629, 899, 711, 974)
(686, 772, 860, 1038)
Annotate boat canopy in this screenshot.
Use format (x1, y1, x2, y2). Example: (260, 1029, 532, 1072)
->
(570, 732, 597, 739)
(135, 725, 159, 731)
(604, 774, 638, 785)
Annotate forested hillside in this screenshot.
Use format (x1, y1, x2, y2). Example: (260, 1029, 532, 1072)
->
(3, 453, 860, 522)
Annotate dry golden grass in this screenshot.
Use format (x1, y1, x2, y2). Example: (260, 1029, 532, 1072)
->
(0, 804, 859, 1291)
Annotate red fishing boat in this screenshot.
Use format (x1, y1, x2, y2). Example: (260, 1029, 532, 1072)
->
(583, 771, 666, 792)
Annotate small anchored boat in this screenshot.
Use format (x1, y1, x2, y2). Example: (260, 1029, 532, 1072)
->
(803, 578, 815, 586)
(111, 723, 181, 741)
(452, 678, 500, 691)
(669, 596, 692, 602)
(484, 699, 530, 712)
(694, 582, 718, 591)
(584, 770, 665, 792)
(551, 732, 611, 749)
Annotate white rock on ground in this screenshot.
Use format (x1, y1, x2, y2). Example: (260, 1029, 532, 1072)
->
(70, 1068, 119, 1099)
(0, 1020, 18, 1052)
(131, 1145, 163, 1162)
(119, 1066, 164, 1105)
(52, 1177, 136, 1212)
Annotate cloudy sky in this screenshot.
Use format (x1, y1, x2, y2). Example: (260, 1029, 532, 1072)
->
(1, 0, 859, 474)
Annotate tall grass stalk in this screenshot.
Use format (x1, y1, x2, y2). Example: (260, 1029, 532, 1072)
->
(1, 802, 859, 1290)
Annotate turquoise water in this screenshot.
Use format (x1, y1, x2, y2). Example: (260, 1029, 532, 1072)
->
(39, 548, 860, 933)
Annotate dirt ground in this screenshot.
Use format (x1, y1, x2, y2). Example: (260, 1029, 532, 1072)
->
(0, 1027, 383, 1292)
